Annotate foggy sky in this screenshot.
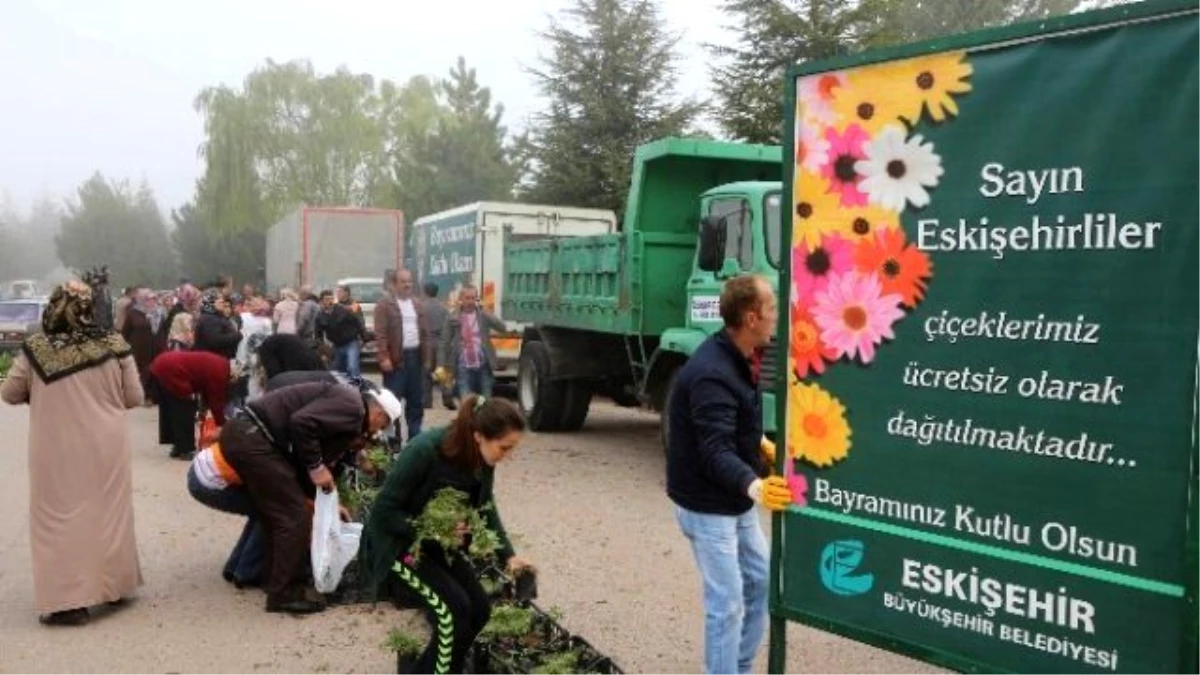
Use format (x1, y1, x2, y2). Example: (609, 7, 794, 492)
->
(1, 0, 727, 215)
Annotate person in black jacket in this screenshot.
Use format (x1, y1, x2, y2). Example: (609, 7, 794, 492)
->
(317, 289, 366, 378)
(219, 381, 403, 614)
(193, 289, 241, 359)
(257, 333, 330, 381)
(665, 274, 792, 675)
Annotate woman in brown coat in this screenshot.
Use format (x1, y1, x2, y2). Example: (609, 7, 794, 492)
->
(121, 288, 158, 405)
(1, 281, 145, 626)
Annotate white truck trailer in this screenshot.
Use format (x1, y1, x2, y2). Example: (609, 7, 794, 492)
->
(411, 202, 617, 382)
(265, 206, 405, 295)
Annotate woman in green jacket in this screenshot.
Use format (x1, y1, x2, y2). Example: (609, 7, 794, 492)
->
(360, 394, 532, 674)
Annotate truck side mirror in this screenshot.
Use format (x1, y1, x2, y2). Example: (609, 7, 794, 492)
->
(697, 216, 727, 272)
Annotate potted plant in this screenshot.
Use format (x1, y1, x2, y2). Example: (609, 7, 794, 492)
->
(382, 628, 424, 674)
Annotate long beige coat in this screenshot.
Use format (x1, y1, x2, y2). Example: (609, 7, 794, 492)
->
(1, 352, 145, 613)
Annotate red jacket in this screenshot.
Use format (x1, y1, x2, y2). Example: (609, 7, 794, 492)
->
(149, 351, 231, 425)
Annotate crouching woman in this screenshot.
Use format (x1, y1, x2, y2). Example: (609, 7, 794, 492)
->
(359, 395, 533, 674)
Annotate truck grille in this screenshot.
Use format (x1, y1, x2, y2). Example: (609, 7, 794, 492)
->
(758, 340, 779, 392)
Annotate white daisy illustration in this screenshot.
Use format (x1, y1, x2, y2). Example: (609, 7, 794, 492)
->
(854, 124, 944, 212)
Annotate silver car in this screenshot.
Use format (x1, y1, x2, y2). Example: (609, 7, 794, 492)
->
(0, 298, 47, 352)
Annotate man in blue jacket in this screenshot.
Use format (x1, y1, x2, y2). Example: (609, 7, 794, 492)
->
(666, 274, 792, 674)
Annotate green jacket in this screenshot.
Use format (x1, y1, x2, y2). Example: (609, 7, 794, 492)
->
(359, 427, 516, 600)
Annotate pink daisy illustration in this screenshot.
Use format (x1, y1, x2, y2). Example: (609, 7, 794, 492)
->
(792, 233, 853, 309)
(820, 124, 871, 207)
(798, 123, 831, 175)
(812, 271, 905, 364)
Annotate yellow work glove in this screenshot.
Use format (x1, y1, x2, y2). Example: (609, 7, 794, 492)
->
(748, 475, 793, 512)
(760, 436, 777, 465)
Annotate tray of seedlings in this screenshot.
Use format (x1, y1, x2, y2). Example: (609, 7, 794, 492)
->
(371, 487, 624, 674)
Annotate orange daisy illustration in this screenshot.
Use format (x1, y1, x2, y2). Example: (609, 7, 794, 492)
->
(853, 227, 933, 308)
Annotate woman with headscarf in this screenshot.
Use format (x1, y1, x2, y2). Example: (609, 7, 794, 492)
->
(236, 297, 275, 401)
(120, 288, 158, 406)
(193, 289, 241, 359)
(164, 284, 201, 351)
(1, 281, 145, 626)
(273, 288, 299, 335)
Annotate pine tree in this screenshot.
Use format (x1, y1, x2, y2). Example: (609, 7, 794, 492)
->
(709, 0, 1088, 145)
(709, 0, 892, 145)
(519, 0, 702, 217)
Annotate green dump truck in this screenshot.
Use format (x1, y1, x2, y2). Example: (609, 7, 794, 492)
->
(503, 137, 782, 443)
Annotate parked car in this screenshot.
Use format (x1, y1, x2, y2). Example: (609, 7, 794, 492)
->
(0, 297, 48, 352)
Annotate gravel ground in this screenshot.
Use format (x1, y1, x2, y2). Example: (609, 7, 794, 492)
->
(0, 394, 940, 674)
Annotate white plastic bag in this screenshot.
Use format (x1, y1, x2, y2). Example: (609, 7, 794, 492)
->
(311, 487, 363, 593)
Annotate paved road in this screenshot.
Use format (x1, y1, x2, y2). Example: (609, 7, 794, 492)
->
(0, 394, 938, 673)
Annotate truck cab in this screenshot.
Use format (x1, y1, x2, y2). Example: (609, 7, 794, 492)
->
(650, 181, 783, 442)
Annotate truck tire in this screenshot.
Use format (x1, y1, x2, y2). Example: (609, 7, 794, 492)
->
(608, 386, 641, 408)
(559, 380, 593, 431)
(660, 369, 679, 455)
(518, 342, 566, 431)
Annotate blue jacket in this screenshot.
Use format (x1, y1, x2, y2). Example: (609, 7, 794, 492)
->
(666, 329, 766, 515)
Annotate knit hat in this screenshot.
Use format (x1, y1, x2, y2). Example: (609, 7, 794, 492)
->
(366, 389, 404, 424)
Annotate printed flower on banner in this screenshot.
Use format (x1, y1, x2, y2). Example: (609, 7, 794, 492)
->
(820, 125, 871, 207)
(812, 271, 904, 364)
(788, 381, 851, 468)
(797, 122, 831, 174)
(830, 68, 909, 134)
(854, 227, 933, 308)
(798, 72, 846, 126)
(855, 124, 944, 212)
(838, 202, 900, 244)
(792, 232, 853, 308)
(792, 170, 845, 250)
(888, 50, 974, 124)
(790, 302, 837, 379)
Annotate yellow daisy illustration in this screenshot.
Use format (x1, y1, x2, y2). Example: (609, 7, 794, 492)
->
(816, 200, 900, 245)
(792, 169, 845, 250)
(829, 66, 910, 134)
(888, 51, 973, 124)
(788, 382, 851, 468)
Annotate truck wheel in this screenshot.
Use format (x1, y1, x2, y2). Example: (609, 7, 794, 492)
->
(559, 380, 593, 431)
(660, 369, 679, 455)
(518, 342, 566, 431)
(608, 386, 641, 408)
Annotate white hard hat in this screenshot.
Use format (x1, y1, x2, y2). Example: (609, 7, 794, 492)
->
(366, 389, 404, 424)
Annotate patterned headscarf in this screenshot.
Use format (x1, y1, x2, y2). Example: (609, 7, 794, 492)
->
(199, 289, 224, 316)
(23, 280, 131, 383)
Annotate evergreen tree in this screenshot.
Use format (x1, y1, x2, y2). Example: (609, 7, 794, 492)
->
(519, 0, 702, 217)
(709, 0, 1088, 145)
(709, 0, 892, 144)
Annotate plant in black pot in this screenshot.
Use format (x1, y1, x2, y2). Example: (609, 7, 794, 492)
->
(382, 628, 424, 674)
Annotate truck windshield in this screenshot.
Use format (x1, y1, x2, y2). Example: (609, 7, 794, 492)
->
(764, 192, 782, 269)
(709, 197, 753, 272)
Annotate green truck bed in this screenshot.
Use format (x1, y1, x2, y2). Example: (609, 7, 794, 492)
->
(503, 137, 782, 336)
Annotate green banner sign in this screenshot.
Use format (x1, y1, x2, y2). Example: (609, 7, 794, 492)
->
(773, 2, 1198, 673)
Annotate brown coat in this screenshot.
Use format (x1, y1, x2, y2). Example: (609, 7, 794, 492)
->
(373, 292, 433, 368)
(1, 352, 145, 613)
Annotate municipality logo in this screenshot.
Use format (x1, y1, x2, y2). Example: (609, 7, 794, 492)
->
(819, 540, 875, 596)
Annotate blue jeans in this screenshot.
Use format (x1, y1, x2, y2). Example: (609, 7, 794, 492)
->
(334, 340, 361, 378)
(676, 506, 769, 674)
(383, 348, 424, 440)
(456, 363, 494, 399)
(187, 465, 264, 585)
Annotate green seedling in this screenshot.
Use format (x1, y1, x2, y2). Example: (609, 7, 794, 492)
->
(0, 352, 12, 379)
(532, 649, 580, 674)
(381, 628, 424, 656)
(409, 488, 502, 563)
(479, 603, 534, 639)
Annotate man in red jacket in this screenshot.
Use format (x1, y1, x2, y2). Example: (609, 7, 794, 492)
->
(149, 350, 232, 460)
